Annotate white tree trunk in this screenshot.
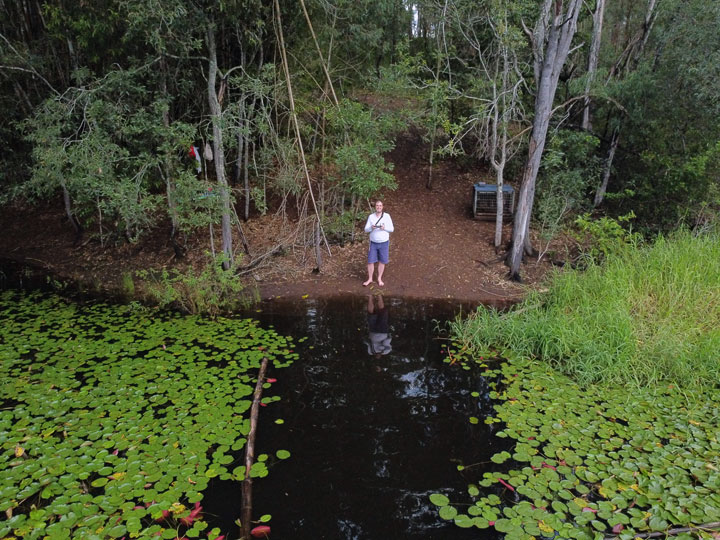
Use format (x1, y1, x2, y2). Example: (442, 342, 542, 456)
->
(509, 0, 583, 280)
(206, 24, 234, 269)
(61, 182, 81, 240)
(582, 0, 605, 131)
(594, 127, 619, 207)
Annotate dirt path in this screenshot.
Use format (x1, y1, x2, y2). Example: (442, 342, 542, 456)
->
(0, 132, 551, 307)
(257, 131, 549, 306)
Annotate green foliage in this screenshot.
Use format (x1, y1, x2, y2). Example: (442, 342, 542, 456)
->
(138, 253, 254, 317)
(121, 272, 136, 298)
(374, 40, 424, 97)
(572, 211, 641, 264)
(432, 354, 720, 537)
(599, 0, 720, 230)
(171, 172, 231, 235)
(535, 130, 601, 247)
(321, 211, 358, 245)
(449, 229, 720, 391)
(20, 68, 196, 243)
(315, 0, 412, 75)
(326, 99, 398, 200)
(3, 0, 719, 256)
(0, 290, 298, 540)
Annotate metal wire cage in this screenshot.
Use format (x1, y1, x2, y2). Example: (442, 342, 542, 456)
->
(472, 183, 515, 219)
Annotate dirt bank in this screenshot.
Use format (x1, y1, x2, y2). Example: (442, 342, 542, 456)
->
(0, 132, 554, 307)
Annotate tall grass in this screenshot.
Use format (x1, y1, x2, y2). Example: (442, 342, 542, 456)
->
(452, 229, 720, 391)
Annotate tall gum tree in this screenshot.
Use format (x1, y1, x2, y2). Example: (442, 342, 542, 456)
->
(206, 21, 234, 269)
(447, 0, 528, 248)
(508, 0, 583, 280)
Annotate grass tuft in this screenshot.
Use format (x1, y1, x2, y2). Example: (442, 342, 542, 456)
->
(452, 229, 720, 392)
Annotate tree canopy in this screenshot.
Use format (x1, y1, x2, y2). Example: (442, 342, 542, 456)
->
(1, 0, 718, 276)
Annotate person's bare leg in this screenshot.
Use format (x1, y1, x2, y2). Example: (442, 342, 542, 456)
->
(377, 263, 386, 286)
(367, 294, 374, 313)
(363, 263, 374, 286)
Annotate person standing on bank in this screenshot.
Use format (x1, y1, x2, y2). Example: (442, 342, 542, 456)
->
(363, 200, 394, 287)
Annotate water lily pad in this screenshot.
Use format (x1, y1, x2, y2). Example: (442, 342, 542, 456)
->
(0, 291, 295, 539)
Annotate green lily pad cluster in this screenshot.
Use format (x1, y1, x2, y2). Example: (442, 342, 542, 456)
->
(432, 355, 720, 539)
(0, 291, 296, 540)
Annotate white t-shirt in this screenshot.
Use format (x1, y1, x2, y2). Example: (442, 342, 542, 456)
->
(367, 332, 392, 355)
(364, 212, 394, 243)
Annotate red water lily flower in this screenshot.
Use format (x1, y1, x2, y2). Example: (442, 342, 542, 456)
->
(180, 502, 203, 526)
(251, 525, 271, 538)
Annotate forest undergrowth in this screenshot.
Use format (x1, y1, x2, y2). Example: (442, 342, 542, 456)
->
(434, 230, 720, 538)
(450, 228, 720, 393)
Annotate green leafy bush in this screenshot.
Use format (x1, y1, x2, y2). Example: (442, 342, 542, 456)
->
(138, 254, 255, 317)
(326, 99, 399, 200)
(572, 211, 642, 265)
(535, 130, 602, 252)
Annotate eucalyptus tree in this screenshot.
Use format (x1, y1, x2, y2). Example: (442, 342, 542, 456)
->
(508, 0, 583, 281)
(445, 0, 529, 248)
(484, 6, 528, 248)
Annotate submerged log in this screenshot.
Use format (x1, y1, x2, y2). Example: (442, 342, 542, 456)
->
(604, 521, 720, 539)
(240, 357, 269, 540)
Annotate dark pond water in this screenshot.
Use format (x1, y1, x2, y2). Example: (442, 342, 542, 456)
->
(1, 261, 507, 539)
(205, 294, 507, 539)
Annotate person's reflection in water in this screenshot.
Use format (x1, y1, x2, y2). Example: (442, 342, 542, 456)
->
(366, 293, 392, 359)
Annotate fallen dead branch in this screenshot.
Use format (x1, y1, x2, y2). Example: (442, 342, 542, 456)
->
(604, 522, 720, 540)
(236, 245, 284, 276)
(240, 357, 269, 540)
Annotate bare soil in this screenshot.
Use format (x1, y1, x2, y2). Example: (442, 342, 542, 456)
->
(0, 131, 556, 307)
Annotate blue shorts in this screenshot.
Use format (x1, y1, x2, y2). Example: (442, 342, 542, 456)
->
(368, 241, 389, 264)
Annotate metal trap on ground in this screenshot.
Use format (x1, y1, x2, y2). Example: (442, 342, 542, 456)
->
(472, 182, 515, 220)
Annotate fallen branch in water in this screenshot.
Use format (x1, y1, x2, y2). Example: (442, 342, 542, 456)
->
(604, 522, 720, 540)
(240, 357, 269, 540)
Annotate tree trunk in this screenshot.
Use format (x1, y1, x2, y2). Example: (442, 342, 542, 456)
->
(426, 49, 443, 190)
(299, 0, 339, 107)
(206, 23, 234, 269)
(243, 100, 253, 221)
(509, 0, 583, 280)
(594, 126, 619, 207)
(582, 0, 605, 131)
(61, 182, 82, 243)
(494, 162, 505, 249)
(160, 56, 185, 258)
(239, 357, 269, 540)
(491, 38, 512, 249)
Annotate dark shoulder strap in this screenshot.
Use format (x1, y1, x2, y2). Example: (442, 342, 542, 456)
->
(374, 212, 384, 226)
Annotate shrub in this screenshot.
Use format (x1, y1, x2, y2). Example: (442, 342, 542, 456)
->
(137, 254, 256, 317)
